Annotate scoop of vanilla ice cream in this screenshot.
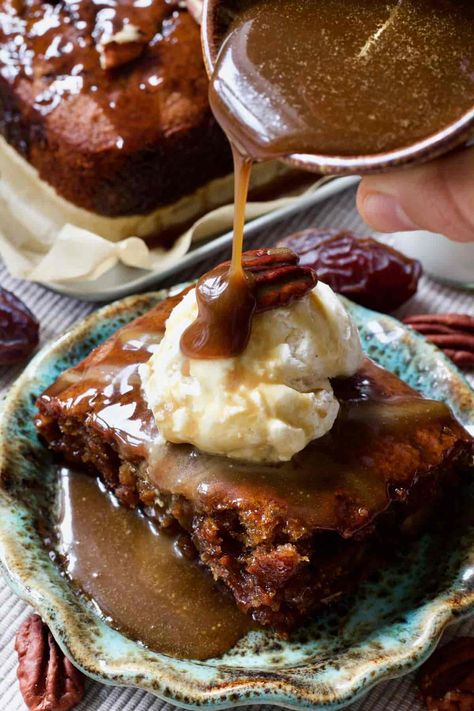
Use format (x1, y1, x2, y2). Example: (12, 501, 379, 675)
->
(141, 282, 363, 462)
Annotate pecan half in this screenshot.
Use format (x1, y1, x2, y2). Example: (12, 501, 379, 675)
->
(180, 248, 317, 358)
(219, 248, 318, 312)
(94, 0, 183, 70)
(417, 637, 474, 711)
(15, 614, 85, 711)
(99, 39, 146, 70)
(403, 314, 474, 369)
(93, 10, 153, 71)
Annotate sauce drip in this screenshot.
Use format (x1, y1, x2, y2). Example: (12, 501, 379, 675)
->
(209, 0, 474, 158)
(56, 467, 252, 659)
(180, 149, 257, 358)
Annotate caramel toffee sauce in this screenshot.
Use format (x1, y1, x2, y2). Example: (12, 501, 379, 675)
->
(210, 0, 474, 159)
(56, 467, 252, 660)
(181, 149, 257, 358)
(182, 0, 474, 358)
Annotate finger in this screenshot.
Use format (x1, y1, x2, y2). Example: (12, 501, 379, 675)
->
(356, 147, 474, 243)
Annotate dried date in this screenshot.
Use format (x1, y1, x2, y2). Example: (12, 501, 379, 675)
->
(15, 614, 85, 711)
(278, 228, 422, 313)
(186, 0, 202, 23)
(0, 287, 39, 365)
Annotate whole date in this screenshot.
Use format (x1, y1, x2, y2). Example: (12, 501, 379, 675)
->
(0, 287, 39, 365)
(278, 229, 422, 312)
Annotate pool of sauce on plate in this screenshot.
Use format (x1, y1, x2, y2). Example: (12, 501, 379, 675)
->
(181, 0, 474, 359)
(55, 467, 252, 660)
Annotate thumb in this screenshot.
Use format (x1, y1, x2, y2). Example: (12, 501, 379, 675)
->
(356, 147, 474, 243)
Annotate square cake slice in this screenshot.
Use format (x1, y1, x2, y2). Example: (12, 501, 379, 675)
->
(36, 290, 473, 629)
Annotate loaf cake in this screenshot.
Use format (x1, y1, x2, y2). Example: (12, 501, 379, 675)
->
(0, 0, 292, 244)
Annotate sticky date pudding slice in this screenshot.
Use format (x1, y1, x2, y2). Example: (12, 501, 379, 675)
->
(36, 285, 473, 630)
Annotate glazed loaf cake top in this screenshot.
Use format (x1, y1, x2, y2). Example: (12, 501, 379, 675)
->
(0, 0, 232, 216)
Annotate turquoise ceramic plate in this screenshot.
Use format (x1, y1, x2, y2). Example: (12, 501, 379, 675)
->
(0, 288, 473, 711)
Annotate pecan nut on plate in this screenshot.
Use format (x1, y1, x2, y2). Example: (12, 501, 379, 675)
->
(403, 314, 474, 370)
(277, 228, 422, 313)
(15, 614, 85, 711)
(0, 287, 39, 366)
(417, 637, 474, 711)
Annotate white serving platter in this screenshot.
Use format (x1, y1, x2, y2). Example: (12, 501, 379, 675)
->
(47, 175, 360, 302)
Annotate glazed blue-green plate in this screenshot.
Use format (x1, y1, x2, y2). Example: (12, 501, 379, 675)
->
(0, 288, 473, 711)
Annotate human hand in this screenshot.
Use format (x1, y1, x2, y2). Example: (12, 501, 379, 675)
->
(356, 147, 474, 243)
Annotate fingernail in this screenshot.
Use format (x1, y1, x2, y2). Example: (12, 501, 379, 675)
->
(360, 192, 419, 233)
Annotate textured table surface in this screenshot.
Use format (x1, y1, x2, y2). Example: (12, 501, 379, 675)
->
(0, 185, 473, 711)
